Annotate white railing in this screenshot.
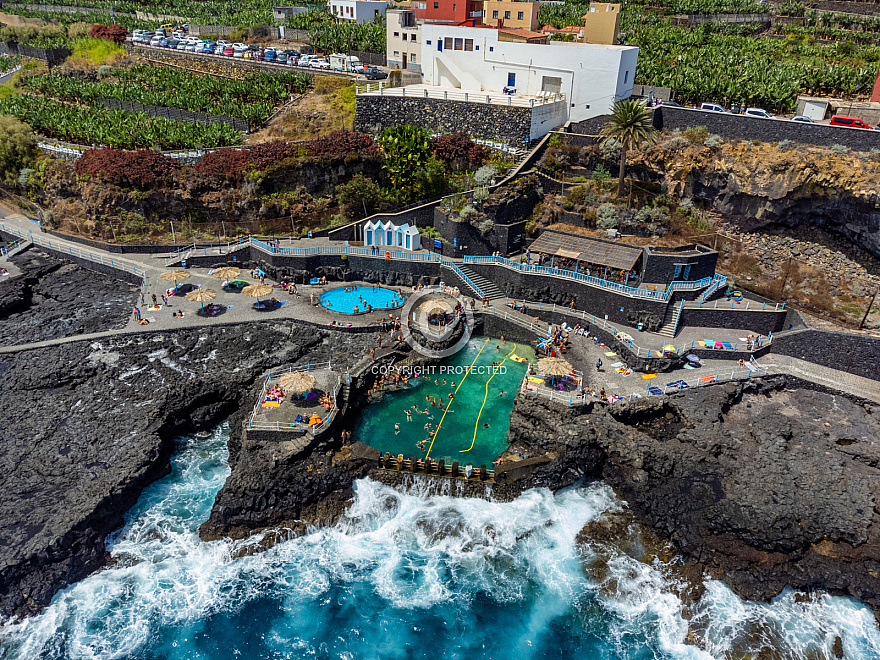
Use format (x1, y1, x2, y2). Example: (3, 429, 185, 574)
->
(519, 360, 765, 407)
(356, 83, 565, 108)
(493, 297, 774, 358)
(0, 222, 148, 283)
(247, 360, 342, 433)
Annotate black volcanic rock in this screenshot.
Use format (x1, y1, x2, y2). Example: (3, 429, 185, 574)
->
(502, 377, 880, 613)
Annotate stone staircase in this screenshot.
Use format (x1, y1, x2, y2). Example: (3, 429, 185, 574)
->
(458, 264, 503, 299)
(657, 302, 682, 338)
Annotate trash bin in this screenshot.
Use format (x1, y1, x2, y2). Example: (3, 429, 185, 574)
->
(181, 260, 187, 268)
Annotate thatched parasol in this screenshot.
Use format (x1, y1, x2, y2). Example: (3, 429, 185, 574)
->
(278, 371, 317, 395)
(212, 266, 241, 280)
(242, 283, 273, 306)
(185, 287, 216, 311)
(537, 357, 573, 376)
(421, 300, 450, 316)
(160, 269, 191, 289)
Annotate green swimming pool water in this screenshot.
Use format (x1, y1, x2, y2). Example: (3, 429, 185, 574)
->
(352, 336, 535, 467)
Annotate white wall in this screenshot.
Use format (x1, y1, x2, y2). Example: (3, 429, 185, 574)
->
(419, 24, 638, 122)
(386, 10, 422, 71)
(331, 0, 388, 23)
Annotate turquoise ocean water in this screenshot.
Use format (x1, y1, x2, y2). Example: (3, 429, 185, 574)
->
(3, 425, 880, 658)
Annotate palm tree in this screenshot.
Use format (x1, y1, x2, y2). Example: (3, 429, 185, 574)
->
(599, 99, 657, 199)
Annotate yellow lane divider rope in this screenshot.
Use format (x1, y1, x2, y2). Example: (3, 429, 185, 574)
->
(424, 338, 490, 460)
(460, 343, 517, 454)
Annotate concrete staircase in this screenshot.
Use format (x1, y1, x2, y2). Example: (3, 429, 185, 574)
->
(657, 302, 682, 338)
(458, 264, 502, 299)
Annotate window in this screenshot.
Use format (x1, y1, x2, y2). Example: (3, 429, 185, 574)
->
(489, 46, 493, 51)
(673, 265, 682, 279)
(454, 37, 463, 50)
(393, 31, 399, 37)
(332, 4, 336, 11)
(411, 54, 417, 62)
(434, 1, 438, 7)
(475, 45, 479, 50)
(504, 10, 510, 18)
(492, 10, 498, 18)
(507, 72, 515, 87)
(393, 50, 399, 56)
(590, 6, 595, 11)
(683, 265, 692, 280)
(624, 70, 629, 83)
(517, 11, 523, 19)
(453, 3, 456, 10)
(464, 38, 473, 51)
(444, 37, 452, 50)
(427, 39, 432, 44)
(412, 36, 417, 43)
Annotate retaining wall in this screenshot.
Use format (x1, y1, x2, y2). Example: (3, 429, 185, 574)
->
(98, 98, 249, 133)
(677, 306, 787, 336)
(769, 328, 880, 381)
(355, 95, 535, 149)
(654, 106, 880, 152)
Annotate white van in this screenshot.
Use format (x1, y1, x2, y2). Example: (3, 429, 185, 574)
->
(329, 53, 361, 72)
(700, 102, 727, 113)
(744, 107, 774, 119)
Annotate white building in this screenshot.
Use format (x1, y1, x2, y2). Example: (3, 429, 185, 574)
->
(419, 23, 638, 123)
(330, 0, 388, 23)
(386, 9, 422, 72)
(363, 220, 422, 251)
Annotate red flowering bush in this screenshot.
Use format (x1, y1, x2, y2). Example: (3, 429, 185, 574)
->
(195, 142, 295, 175)
(75, 148, 180, 186)
(303, 130, 376, 158)
(430, 132, 488, 169)
(89, 24, 128, 43)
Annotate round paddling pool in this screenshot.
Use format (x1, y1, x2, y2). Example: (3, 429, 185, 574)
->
(318, 286, 404, 314)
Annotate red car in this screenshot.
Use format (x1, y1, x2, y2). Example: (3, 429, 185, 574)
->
(222, 45, 234, 56)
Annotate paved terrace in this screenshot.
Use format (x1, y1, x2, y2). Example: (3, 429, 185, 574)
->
(1, 210, 877, 403)
(355, 82, 566, 109)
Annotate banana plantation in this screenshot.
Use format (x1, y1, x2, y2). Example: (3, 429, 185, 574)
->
(286, 8, 386, 54)
(0, 95, 242, 148)
(23, 66, 312, 129)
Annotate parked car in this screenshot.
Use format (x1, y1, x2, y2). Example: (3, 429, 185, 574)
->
(829, 114, 873, 129)
(744, 107, 774, 119)
(276, 52, 288, 64)
(148, 35, 162, 47)
(200, 40, 216, 53)
(167, 38, 181, 49)
(176, 40, 188, 51)
(659, 100, 681, 107)
(216, 39, 231, 48)
(310, 58, 330, 69)
(263, 47, 277, 62)
(296, 54, 315, 66)
(159, 38, 170, 48)
(700, 102, 728, 113)
(222, 45, 235, 56)
(232, 43, 248, 57)
(791, 115, 815, 123)
(364, 66, 388, 80)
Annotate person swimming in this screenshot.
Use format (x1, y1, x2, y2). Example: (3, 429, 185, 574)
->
(483, 423, 490, 428)
(450, 381, 455, 388)
(404, 409, 412, 420)
(442, 378, 447, 385)
(394, 423, 400, 434)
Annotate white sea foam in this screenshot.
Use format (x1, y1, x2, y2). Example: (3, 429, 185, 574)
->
(2, 425, 880, 660)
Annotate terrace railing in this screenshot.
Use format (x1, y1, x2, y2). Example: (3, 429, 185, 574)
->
(463, 255, 714, 302)
(247, 360, 341, 433)
(439, 258, 485, 299)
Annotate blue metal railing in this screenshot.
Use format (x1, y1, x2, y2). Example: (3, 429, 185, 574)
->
(439, 258, 485, 298)
(698, 273, 728, 302)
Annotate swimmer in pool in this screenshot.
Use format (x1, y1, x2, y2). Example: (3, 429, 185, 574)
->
(483, 423, 490, 428)
(442, 379, 447, 385)
(499, 391, 506, 397)
(434, 379, 439, 385)
(404, 409, 412, 420)
(450, 381, 455, 388)
(395, 423, 400, 434)
(448, 393, 454, 400)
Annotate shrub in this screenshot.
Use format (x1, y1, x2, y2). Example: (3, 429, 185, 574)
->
(634, 206, 669, 225)
(76, 148, 180, 186)
(567, 185, 587, 207)
(473, 164, 497, 186)
(663, 136, 690, 150)
(478, 218, 495, 235)
(336, 173, 381, 217)
(682, 126, 709, 145)
(304, 130, 376, 158)
(778, 139, 796, 151)
(829, 144, 850, 156)
(473, 186, 489, 204)
(17, 167, 30, 188)
(705, 134, 723, 148)
(459, 204, 477, 220)
(430, 132, 488, 168)
(596, 204, 618, 229)
(0, 115, 35, 187)
(679, 197, 694, 210)
(591, 163, 611, 183)
(600, 138, 621, 163)
(89, 24, 127, 44)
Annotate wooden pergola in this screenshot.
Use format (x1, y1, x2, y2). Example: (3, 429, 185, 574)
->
(528, 231, 642, 283)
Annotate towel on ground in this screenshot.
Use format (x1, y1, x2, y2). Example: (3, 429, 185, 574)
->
(605, 351, 618, 357)
(642, 373, 656, 379)
(610, 361, 625, 368)
(262, 401, 280, 408)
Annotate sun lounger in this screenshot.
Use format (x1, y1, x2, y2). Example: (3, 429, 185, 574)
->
(714, 341, 724, 349)
(647, 386, 664, 396)
(699, 374, 717, 383)
(666, 380, 689, 389)
(642, 373, 656, 379)
(721, 341, 733, 349)
(703, 339, 714, 346)
(262, 401, 280, 407)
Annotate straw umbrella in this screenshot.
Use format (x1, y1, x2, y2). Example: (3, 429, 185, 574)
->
(212, 266, 241, 281)
(185, 287, 217, 312)
(160, 269, 191, 290)
(242, 283, 273, 307)
(278, 371, 317, 397)
(537, 357, 573, 386)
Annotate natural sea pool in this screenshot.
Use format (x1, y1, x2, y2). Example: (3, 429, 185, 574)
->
(352, 336, 535, 467)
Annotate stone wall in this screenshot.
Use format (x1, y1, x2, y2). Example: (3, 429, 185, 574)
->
(355, 95, 534, 149)
(677, 307, 787, 336)
(433, 209, 526, 257)
(769, 328, 880, 381)
(654, 106, 880, 152)
(642, 246, 718, 284)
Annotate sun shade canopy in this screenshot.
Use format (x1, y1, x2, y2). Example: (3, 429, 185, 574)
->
(529, 231, 642, 271)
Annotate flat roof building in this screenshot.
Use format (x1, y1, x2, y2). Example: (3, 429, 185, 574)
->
(482, 0, 540, 31)
(330, 0, 388, 23)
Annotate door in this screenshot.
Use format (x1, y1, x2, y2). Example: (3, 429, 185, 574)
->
(402, 53, 407, 69)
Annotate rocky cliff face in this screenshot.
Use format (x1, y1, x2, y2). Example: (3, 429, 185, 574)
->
(500, 377, 880, 613)
(630, 140, 880, 258)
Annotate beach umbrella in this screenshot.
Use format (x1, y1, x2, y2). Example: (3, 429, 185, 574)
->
(686, 354, 702, 364)
(212, 266, 241, 280)
(242, 283, 273, 306)
(160, 269, 190, 289)
(278, 371, 317, 395)
(185, 287, 216, 312)
(537, 357, 573, 386)
(662, 344, 676, 353)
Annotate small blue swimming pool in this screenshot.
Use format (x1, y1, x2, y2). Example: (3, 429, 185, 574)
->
(319, 286, 404, 314)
